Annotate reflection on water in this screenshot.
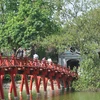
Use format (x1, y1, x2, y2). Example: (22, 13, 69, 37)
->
(4, 88, 100, 100)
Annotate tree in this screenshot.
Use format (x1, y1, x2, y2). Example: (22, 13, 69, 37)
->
(52, 0, 100, 25)
(0, 0, 59, 49)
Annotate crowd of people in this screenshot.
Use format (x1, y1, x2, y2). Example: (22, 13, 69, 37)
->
(0, 47, 78, 72)
(13, 47, 30, 58)
(33, 53, 53, 65)
(13, 47, 53, 64)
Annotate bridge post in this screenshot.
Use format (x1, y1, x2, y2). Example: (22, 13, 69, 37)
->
(0, 75, 4, 100)
(10, 73, 18, 99)
(1, 75, 4, 84)
(20, 75, 24, 94)
(34, 76, 40, 93)
(29, 75, 34, 92)
(23, 74, 30, 97)
(11, 54, 15, 65)
(42, 76, 48, 92)
(0, 55, 2, 66)
(38, 76, 41, 90)
(50, 77, 54, 91)
(56, 78, 61, 89)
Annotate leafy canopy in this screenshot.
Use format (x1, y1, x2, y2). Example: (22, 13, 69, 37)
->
(0, 0, 59, 48)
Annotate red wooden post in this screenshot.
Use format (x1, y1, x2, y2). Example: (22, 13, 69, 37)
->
(42, 76, 48, 92)
(29, 75, 33, 92)
(34, 76, 40, 93)
(9, 74, 17, 95)
(50, 77, 54, 90)
(5, 58, 9, 67)
(24, 57, 28, 66)
(1, 75, 4, 83)
(11, 54, 15, 66)
(37, 76, 41, 89)
(20, 75, 24, 94)
(45, 78, 48, 90)
(23, 74, 30, 96)
(56, 78, 61, 89)
(19, 59, 23, 67)
(0, 55, 2, 66)
(42, 76, 46, 92)
(10, 74, 18, 99)
(0, 75, 4, 100)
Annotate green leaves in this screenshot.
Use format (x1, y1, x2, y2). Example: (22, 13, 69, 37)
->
(0, 0, 59, 49)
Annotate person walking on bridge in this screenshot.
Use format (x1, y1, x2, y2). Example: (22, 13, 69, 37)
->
(16, 47, 23, 59)
(33, 53, 39, 60)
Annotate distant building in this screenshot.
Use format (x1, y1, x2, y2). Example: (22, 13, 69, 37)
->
(58, 49, 81, 70)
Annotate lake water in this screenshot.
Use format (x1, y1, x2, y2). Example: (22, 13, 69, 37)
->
(4, 89, 100, 100)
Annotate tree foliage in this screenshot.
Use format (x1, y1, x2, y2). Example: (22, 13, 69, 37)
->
(0, 0, 59, 48)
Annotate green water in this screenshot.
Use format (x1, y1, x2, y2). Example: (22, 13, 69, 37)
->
(5, 90, 100, 100)
(4, 89, 100, 100)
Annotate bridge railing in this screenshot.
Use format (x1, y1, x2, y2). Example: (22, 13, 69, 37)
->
(0, 55, 78, 77)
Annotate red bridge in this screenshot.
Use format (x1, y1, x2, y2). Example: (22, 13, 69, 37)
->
(0, 55, 78, 100)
